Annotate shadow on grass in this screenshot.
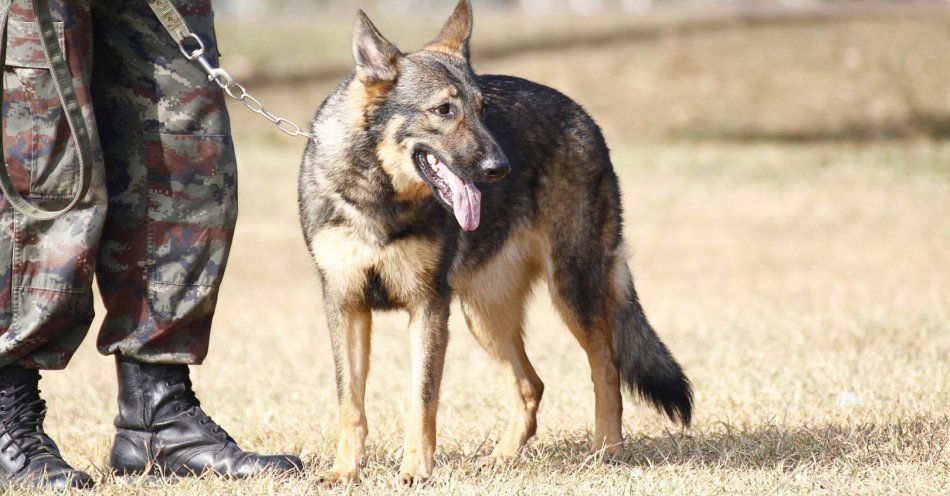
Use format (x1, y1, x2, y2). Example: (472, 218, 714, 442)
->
(613, 416, 946, 469)
(460, 416, 947, 471)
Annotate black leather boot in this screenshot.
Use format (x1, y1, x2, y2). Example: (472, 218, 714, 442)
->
(0, 366, 95, 489)
(110, 355, 303, 478)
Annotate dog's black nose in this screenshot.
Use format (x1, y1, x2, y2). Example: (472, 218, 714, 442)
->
(481, 159, 510, 182)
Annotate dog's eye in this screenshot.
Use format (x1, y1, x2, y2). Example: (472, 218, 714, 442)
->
(432, 103, 453, 116)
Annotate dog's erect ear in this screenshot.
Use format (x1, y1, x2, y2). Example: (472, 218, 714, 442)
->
(423, 0, 473, 59)
(353, 10, 401, 83)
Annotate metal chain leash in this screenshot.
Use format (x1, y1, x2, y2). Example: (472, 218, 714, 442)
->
(177, 33, 317, 140)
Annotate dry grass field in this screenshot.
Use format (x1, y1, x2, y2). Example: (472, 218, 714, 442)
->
(16, 3, 950, 495)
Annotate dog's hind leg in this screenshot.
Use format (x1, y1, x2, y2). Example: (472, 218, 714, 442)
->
(397, 298, 451, 486)
(562, 320, 624, 459)
(545, 250, 625, 459)
(319, 303, 372, 485)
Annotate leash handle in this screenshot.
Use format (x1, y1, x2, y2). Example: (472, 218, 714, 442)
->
(146, 0, 191, 45)
(0, 0, 93, 220)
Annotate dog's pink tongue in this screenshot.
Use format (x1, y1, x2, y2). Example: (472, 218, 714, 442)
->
(441, 168, 481, 231)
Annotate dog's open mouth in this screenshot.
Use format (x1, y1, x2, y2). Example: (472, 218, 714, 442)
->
(414, 149, 481, 231)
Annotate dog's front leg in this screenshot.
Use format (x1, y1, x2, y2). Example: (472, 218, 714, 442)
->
(397, 298, 450, 486)
(319, 302, 372, 485)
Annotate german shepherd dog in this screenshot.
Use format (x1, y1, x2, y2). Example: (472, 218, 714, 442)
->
(298, 0, 692, 485)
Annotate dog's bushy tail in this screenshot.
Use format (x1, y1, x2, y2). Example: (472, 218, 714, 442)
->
(613, 264, 693, 426)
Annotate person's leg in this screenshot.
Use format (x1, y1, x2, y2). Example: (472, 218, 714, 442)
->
(89, 0, 300, 478)
(0, 0, 105, 488)
(0, 0, 105, 370)
(92, 0, 235, 363)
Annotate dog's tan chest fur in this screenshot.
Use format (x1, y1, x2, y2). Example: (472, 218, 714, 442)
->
(310, 225, 442, 307)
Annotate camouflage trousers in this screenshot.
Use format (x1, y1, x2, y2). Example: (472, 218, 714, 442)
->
(0, 0, 237, 369)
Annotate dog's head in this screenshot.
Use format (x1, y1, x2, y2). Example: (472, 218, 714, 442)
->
(349, 0, 508, 231)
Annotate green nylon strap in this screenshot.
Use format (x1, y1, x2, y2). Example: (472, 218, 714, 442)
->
(147, 0, 190, 44)
(0, 0, 93, 220)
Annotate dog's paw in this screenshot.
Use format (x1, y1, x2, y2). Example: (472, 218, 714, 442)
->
(584, 443, 624, 463)
(395, 457, 432, 487)
(316, 469, 359, 486)
(395, 470, 429, 487)
(476, 453, 516, 470)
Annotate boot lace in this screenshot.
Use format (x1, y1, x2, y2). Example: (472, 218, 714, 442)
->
(165, 374, 231, 440)
(0, 384, 57, 460)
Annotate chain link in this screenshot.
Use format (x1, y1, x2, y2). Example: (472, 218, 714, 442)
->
(177, 34, 317, 140)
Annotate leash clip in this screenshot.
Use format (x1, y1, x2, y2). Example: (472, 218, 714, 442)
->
(177, 33, 233, 93)
(177, 32, 205, 60)
(169, 27, 317, 140)
(207, 67, 233, 88)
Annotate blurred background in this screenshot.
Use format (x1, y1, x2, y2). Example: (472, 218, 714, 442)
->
(211, 0, 950, 144)
(216, 0, 945, 16)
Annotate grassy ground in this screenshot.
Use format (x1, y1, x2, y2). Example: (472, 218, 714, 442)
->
(19, 4, 950, 495)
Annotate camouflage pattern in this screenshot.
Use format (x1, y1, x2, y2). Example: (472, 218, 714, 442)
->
(0, 0, 236, 369)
